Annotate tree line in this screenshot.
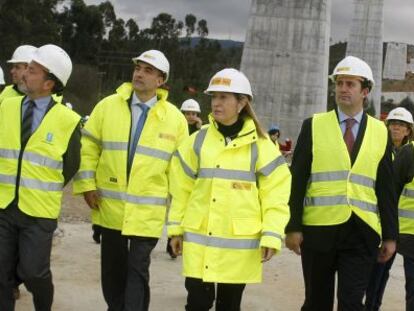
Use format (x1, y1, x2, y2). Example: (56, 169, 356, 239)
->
(0, 0, 243, 116)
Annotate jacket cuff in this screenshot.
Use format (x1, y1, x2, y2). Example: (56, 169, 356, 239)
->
(167, 224, 184, 237)
(260, 232, 282, 250)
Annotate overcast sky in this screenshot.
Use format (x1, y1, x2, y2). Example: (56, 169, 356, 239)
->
(84, 0, 414, 44)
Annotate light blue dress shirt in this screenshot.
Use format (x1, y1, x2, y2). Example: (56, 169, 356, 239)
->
(337, 108, 363, 138)
(22, 96, 52, 133)
(129, 93, 157, 151)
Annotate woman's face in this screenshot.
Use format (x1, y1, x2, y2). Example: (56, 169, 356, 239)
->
(388, 120, 411, 147)
(211, 92, 245, 125)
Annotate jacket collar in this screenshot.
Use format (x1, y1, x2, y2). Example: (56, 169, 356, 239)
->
(116, 83, 169, 119)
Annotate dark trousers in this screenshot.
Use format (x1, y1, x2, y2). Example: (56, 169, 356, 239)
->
(365, 252, 396, 311)
(301, 223, 378, 311)
(0, 203, 56, 311)
(404, 256, 414, 311)
(185, 277, 246, 311)
(101, 227, 158, 311)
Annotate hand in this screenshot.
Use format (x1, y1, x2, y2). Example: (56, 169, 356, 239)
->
(83, 190, 100, 209)
(195, 117, 203, 129)
(285, 232, 303, 255)
(377, 240, 396, 263)
(170, 236, 183, 256)
(261, 247, 276, 262)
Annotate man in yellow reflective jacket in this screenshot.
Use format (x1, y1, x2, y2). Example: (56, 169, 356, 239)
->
(73, 49, 188, 311)
(285, 56, 398, 311)
(0, 44, 81, 311)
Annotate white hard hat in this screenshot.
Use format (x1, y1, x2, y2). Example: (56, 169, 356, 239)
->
(386, 107, 414, 125)
(204, 68, 252, 98)
(31, 44, 72, 86)
(180, 99, 201, 113)
(331, 55, 375, 89)
(7, 45, 37, 64)
(132, 50, 170, 82)
(0, 66, 5, 85)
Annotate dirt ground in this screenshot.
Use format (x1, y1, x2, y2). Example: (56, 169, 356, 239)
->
(15, 186, 405, 310)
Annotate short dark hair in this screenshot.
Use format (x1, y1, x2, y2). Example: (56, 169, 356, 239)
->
(46, 72, 64, 95)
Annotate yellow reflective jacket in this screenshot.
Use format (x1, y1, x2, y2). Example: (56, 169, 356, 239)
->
(0, 85, 22, 105)
(73, 83, 188, 237)
(304, 110, 387, 236)
(0, 96, 80, 218)
(167, 116, 291, 283)
(398, 142, 414, 235)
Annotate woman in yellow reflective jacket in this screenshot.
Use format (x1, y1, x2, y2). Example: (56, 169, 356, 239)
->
(168, 68, 291, 311)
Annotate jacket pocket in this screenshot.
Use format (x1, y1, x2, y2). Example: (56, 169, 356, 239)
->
(182, 213, 204, 230)
(232, 218, 262, 236)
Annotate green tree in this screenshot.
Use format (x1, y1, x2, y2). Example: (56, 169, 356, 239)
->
(0, 0, 62, 60)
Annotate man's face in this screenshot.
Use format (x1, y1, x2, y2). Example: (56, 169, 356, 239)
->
(335, 75, 369, 111)
(10, 63, 28, 85)
(132, 61, 164, 94)
(22, 61, 53, 96)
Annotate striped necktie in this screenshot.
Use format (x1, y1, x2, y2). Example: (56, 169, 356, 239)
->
(21, 100, 36, 148)
(343, 118, 356, 155)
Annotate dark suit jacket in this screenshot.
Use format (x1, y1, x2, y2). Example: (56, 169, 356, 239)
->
(285, 109, 398, 252)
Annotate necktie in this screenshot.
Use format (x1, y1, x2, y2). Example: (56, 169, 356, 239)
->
(21, 100, 35, 148)
(343, 118, 356, 155)
(127, 104, 149, 174)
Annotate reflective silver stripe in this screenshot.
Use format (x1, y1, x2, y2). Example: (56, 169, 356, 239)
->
(98, 188, 125, 201)
(250, 142, 258, 172)
(0, 174, 16, 184)
(0, 148, 20, 159)
(0, 149, 63, 170)
(262, 231, 282, 239)
(174, 150, 196, 179)
(198, 168, 256, 182)
(305, 196, 378, 213)
(193, 128, 208, 171)
(304, 195, 348, 206)
(102, 141, 128, 150)
(310, 171, 348, 182)
(136, 145, 172, 161)
(193, 128, 208, 158)
(74, 170, 95, 181)
(22, 152, 63, 170)
(125, 194, 167, 206)
(167, 221, 181, 226)
(20, 177, 62, 191)
(98, 188, 167, 206)
(81, 129, 101, 145)
(399, 209, 414, 219)
(349, 199, 378, 213)
(402, 188, 414, 198)
(349, 174, 375, 188)
(184, 232, 260, 249)
(258, 155, 285, 176)
(310, 171, 375, 188)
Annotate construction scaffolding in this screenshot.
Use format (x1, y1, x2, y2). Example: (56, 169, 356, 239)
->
(383, 42, 407, 80)
(346, 0, 384, 116)
(240, 0, 331, 141)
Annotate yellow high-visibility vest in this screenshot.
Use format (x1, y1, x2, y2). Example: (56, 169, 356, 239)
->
(398, 141, 414, 235)
(304, 110, 387, 237)
(0, 96, 80, 218)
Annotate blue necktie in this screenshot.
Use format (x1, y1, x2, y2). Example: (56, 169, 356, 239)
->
(128, 104, 149, 174)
